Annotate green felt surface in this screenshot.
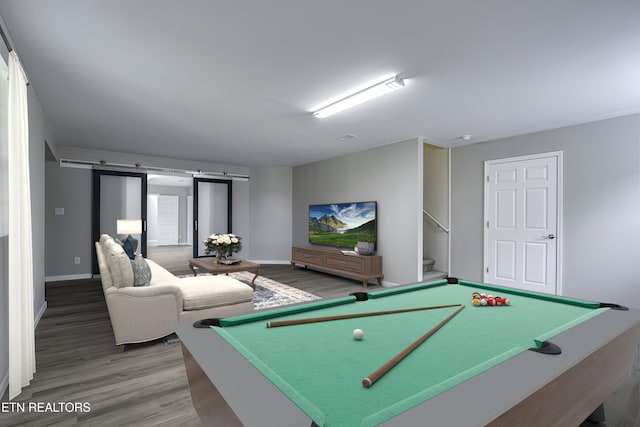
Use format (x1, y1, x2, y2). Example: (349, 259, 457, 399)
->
(211, 281, 605, 427)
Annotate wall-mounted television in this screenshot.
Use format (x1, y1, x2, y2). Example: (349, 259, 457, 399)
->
(309, 201, 377, 249)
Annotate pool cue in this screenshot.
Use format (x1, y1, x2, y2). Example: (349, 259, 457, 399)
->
(265, 304, 462, 328)
(362, 304, 466, 388)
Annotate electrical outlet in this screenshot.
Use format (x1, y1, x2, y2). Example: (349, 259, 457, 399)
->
(74, 257, 81, 265)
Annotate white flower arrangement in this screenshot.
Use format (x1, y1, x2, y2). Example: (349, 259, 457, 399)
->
(203, 233, 242, 257)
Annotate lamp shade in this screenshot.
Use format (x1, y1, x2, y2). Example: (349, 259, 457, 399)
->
(117, 219, 142, 235)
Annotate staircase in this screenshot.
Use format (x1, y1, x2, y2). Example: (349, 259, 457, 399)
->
(421, 208, 449, 281)
(423, 258, 447, 281)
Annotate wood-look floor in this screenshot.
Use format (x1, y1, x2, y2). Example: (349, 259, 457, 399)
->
(146, 245, 193, 273)
(1, 261, 638, 426)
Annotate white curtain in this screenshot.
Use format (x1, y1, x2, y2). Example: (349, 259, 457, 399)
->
(7, 51, 35, 400)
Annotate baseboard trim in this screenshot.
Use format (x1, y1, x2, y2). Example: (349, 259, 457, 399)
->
(34, 301, 47, 328)
(0, 370, 7, 400)
(45, 273, 92, 282)
(381, 280, 401, 287)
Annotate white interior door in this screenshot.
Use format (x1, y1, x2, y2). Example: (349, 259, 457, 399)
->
(147, 194, 159, 246)
(157, 194, 179, 245)
(484, 152, 562, 294)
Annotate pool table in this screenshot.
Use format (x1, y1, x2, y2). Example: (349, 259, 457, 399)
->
(176, 278, 640, 427)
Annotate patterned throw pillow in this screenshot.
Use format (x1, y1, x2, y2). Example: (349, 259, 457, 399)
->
(131, 254, 152, 287)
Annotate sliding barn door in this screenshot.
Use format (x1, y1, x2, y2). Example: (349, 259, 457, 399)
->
(92, 170, 147, 274)
(193, 178, 232, 257)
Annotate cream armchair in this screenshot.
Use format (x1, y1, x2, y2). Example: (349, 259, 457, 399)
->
(95, 235, 254, 352)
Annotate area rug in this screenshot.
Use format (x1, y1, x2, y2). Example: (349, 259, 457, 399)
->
(179, 271, 321, 310)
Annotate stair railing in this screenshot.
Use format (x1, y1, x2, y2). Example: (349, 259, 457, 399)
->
(422, 209, 449, 233)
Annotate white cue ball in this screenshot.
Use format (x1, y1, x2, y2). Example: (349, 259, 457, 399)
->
(353, 329, 364, 340)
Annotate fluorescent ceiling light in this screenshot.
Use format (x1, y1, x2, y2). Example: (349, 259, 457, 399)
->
(313, 75, 406, 118)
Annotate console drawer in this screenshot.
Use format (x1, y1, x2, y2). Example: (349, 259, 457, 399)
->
(292, 248, 323, 265)
(324, 255, 365, 273)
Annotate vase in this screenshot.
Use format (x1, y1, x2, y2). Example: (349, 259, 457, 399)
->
(356, 241, 375, 255)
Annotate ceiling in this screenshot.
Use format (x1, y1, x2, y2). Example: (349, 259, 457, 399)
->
(0, 1, 639, 168)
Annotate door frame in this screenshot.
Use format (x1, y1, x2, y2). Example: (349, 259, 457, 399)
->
(192, 178, 232, 258)
(483, 151, 564, 295)
(92, 169, 148, 274)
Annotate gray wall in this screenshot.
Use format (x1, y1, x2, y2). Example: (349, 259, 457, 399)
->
(29, 86, 54, 320)
(293, 139, 423, 286)
(44, 160, 92, 278)
(451, 114, 640, 309)
(249, 167, 293, 262)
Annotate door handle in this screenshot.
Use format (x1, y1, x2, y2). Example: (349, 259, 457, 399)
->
(542, 234, 555, 239)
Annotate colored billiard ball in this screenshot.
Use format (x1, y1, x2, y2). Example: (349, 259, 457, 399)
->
(353, 329, 364, 340)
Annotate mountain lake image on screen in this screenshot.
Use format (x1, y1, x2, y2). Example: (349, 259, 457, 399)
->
(308, 201, 377, 249)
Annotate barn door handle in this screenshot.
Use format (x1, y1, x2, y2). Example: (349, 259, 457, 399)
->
(542, 234, 555, 239)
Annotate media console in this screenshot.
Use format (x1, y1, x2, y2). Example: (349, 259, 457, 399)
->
(291, 246, 383, 288)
